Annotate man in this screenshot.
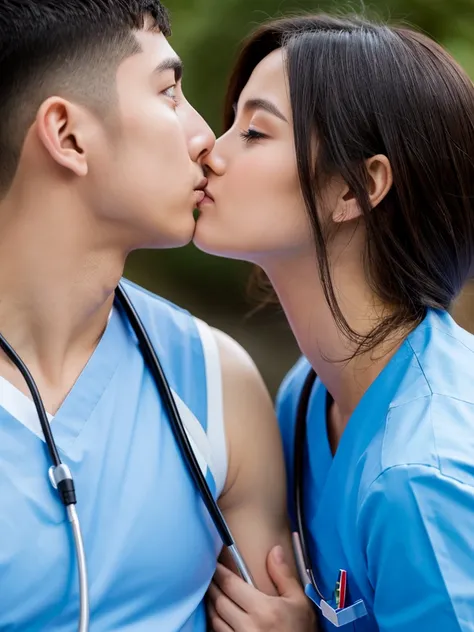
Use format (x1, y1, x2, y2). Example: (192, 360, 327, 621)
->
(0, 1, 308, 630)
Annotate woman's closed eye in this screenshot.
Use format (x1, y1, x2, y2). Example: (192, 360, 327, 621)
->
(162, 84, 179, 105)
(239, 128, 268, 144)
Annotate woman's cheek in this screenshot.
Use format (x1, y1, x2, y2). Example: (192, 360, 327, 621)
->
(231, 147, 290, 196)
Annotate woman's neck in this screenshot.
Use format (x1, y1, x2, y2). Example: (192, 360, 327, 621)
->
(264, 252, 404, 425)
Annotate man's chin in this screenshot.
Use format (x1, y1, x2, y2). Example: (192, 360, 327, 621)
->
(132, 226, 196, 251)
(192, 225, 228, 258)
(158, 232, 194, 250)
(152, 214, 198, 249)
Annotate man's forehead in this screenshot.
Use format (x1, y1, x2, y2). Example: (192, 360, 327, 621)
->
(116, 29, 181, 86)
(128, 27, 181, 76)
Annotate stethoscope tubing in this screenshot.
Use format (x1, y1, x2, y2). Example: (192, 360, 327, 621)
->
(0, 335, 60, 467)
(0, 331, 88, 630)
(294, 368, 329, 601)
(294, 369, 368, 627)
(68, 504, 89, 632)
(115, 284, 254, 586)
(115, 284, 235, 547)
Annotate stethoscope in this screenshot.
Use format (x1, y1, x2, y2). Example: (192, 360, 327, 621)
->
(0, 282, 254, 632)
(292, 369, 368, 627)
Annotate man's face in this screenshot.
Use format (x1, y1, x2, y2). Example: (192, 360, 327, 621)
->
(86, 29, 215, 250)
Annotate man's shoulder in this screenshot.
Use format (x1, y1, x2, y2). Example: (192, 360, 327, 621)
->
(121, 278, 191, 321)
(121, 279, 268, 400)
(119, 279, 209, 378)
(210, 328, 263, 384)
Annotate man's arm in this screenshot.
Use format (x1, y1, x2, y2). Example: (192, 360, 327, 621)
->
(206, 329, 317, 631)
(213, 328, 295, 594)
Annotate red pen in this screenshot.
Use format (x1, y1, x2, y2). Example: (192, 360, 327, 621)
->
(335, 569, 347, 609)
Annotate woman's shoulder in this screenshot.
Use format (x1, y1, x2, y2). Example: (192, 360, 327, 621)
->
(380, 310, 474, 487)
(359, 316, 474, 552)
(381, 393, 474, 484)
(274, 357, 315, 470)
(404, 308, 474, 401)
(276, 356, 312, 421)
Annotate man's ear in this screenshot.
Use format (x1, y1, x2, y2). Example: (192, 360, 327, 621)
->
(333, 154, 393, 224)
(35, 97, 89, 177)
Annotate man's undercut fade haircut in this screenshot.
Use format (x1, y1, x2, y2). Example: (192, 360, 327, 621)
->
(0, 0, 171, 195)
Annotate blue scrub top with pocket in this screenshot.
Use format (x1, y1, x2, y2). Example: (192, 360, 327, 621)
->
(277, 308, 474, 631)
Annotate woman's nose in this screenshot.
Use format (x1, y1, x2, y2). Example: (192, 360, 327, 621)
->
(201, 134, 228, 176)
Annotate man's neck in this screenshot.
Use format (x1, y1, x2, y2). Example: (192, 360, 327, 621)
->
(0, 189, 126, 412)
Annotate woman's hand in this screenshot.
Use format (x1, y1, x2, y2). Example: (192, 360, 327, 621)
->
(207, 545, 317, 632)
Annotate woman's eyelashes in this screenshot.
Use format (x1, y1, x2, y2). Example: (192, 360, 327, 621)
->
(239, 128, 268, 144)
(162, 84, 179, 106)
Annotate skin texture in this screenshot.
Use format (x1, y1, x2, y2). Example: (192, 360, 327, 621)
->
(195, 48, 394, 632)
(0, 23, 299, 620)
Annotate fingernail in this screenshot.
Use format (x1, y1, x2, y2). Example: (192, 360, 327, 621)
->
(273, 545, 284, 564)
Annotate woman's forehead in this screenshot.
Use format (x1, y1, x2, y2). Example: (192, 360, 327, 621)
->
(238, 49, 289, 110)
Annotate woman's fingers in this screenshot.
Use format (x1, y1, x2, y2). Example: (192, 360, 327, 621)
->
(207, 601, 235, 632)
(213, 563, 262, 611)
(208, 581, 248, 630)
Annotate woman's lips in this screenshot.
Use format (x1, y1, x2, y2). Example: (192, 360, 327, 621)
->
(198, 188, 214, 206)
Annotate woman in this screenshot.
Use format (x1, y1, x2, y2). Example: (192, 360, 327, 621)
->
(194, 12, 474, 632)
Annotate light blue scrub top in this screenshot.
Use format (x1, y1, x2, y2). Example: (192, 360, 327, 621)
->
(277, 308, 474, 631)
(0, 280, 227, 631)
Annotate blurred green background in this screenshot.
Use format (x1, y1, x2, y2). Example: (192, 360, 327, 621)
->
(126, 0, 474, 396)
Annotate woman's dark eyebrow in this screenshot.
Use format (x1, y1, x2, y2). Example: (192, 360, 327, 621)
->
(233, 98, 288, 123)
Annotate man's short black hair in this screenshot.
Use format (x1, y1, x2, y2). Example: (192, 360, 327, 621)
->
(0, 0, 171, 195)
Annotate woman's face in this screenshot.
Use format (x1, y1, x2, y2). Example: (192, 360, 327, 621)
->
(193, 49, 313, 264)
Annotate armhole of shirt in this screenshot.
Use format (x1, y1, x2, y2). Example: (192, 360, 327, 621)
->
(193, 318, 228, 498)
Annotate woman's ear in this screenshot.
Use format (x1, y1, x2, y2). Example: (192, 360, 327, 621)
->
(332, 155, 393, 224)
(366, 154, 393, 209)
(35, 97, 89, 177)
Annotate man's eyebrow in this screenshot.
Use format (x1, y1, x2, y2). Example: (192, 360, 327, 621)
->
(234, 97, 288, 123)
(153, 57, 183, 81)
